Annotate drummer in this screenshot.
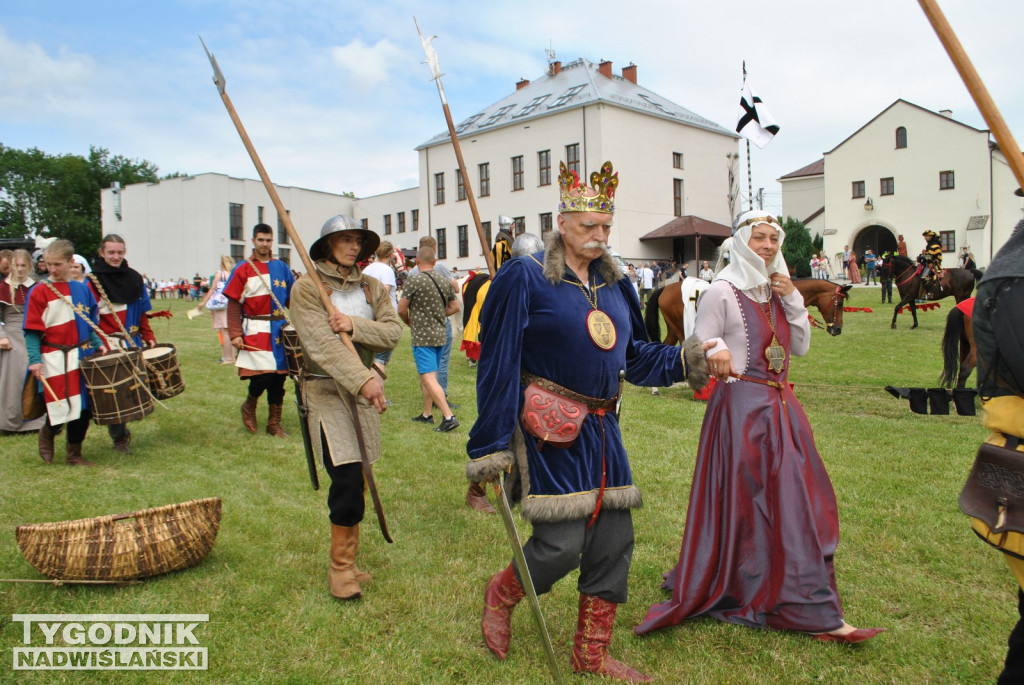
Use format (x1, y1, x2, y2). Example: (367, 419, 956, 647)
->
(24, 239, 108, 466)
(88, 235, 157, 455)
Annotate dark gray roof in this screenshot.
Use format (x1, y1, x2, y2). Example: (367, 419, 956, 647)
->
(417, 58, 737, 149)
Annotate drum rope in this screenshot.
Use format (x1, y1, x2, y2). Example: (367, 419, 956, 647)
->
(41, 282, 170, 411)
(86, 274, 139, 349)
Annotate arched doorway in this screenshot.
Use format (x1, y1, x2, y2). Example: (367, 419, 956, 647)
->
(853, 224, 898, 258)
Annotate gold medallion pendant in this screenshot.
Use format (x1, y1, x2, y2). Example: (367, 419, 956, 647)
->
(587, 309, 617, 351)
(764, 335, 785, 373)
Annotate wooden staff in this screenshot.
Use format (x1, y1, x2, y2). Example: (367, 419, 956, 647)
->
(200, 37, 392, 543)
(918, 0, 1024, 190)
(198, 36, 358, 357)
(414, 18, 497, 276)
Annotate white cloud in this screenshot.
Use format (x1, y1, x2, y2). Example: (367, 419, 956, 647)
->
(0, 27, 95, 119)
(329, 38, 406, 91)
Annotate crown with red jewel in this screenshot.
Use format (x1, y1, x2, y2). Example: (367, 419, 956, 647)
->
(558, 160, 618, 214)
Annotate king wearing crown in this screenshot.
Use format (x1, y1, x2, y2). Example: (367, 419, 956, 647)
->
(466, 160, 708, 682)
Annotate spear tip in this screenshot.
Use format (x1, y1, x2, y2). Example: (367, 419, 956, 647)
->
(198, 34, 226, 94)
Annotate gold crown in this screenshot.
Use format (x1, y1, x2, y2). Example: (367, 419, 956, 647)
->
(558, 161, 618, 214)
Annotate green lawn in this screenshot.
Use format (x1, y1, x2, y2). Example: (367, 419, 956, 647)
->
(0, 286, 1012, 684)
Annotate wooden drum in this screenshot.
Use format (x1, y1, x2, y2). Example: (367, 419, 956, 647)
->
(81, 349, 154, 425)
(142, 343, 185, 400)
(281, 325, 304, 377)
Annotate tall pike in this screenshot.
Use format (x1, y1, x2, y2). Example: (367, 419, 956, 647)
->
(199, 36, 392, 543)
(414, 18, 496, 277)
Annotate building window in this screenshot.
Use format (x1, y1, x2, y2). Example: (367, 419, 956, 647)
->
(383, 214, 392, 235)
(397, 211, 406, 233)
(411, 209, 419, 232)
(672, 152, 684, 169)
(277, 211, 290, 245)
(513, 94, 551, 118)
(940, 170, 955, 190)
(482, 221, 492, 252)
(360, 218, 368, 229)
(940, 230, 955, 252)
(229, 203, 243, 240)
(230, 244, 245, 262)
(565, 144, 580, 175)
(278, 247, 290, 267)
(538, 150, 551, 186)
(257, 206, 264, 223)
(458, 225, 469, 258)
(479, 163, 490, 197)
(896, 126, 907, 149)
(673, 179, 684, 217)
(482, 105, 515, 127)
(549, 84, 586, 109)
(513, 217, 526, 235)
(434, 172, 445, 205)
(880, 177, 895, 196)
(512, 156, 524, 191)
(435, 228, 447, 260)
(539, 212, 553, 236)
(457, 169, 466, 201)
(852, 181, 865, 199)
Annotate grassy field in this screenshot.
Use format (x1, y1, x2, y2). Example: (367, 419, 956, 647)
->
(0, 285, 1012, 684)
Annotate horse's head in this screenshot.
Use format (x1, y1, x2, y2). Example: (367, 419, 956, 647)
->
(823, 283, 852, 336)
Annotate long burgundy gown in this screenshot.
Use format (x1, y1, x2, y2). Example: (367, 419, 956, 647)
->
(636, 285, 845, 635)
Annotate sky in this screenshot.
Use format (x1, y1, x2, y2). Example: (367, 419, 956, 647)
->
(2, 0, 1022, 218)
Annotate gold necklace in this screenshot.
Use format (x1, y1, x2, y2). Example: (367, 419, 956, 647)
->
(756, 294, 785, 373)
(566, 275, 616, 351)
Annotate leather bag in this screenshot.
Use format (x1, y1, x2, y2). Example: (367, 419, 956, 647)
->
(520, 383, 587, 448)
(960, 440, 1024, 535)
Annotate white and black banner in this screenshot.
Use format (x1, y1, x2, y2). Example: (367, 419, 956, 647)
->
(736, 79, 780, 149)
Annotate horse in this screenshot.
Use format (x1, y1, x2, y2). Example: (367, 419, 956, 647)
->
(644, 278, 853, 347)
(888, 255, 975, 329)
(939, 301, 976, 389)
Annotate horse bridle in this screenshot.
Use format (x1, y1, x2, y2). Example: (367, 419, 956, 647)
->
(807, 284, 846, 331)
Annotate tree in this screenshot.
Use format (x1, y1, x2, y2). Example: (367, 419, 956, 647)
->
(781, 215, 815, 278)
(0, 144, 160, 258)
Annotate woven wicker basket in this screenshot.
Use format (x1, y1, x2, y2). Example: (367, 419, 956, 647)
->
(15, 498, 222, 581)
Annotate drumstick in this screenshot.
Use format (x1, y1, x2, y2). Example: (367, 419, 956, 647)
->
(39, 376, 60, 404)
(239, 343, 262, 351)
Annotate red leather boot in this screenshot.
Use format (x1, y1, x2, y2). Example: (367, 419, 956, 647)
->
(481, 563, 525, 659)
(570, 594, 652, 683)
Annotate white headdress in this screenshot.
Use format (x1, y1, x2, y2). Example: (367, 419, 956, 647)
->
(715, 210, 788, 292)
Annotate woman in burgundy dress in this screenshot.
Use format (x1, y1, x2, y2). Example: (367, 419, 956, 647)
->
(635, 211, 883, 644)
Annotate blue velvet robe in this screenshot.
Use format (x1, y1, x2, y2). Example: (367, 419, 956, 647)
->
(467, 251, 685, 522)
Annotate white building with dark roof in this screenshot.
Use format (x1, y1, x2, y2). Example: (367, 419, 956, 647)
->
(411, 58, 739, 270)
(779, 100, 1022, 268)
(102, 57, 739, 278)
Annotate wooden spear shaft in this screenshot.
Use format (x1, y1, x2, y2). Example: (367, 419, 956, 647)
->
(215, 92, 360, 358)
(438, 100, 496, 276)
(415, 18, 496, 276)
(918, 0, 1024, 190)
(200, 37, 359, 358)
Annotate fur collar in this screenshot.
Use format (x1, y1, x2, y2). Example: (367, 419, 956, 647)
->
(542, 232, 623, 287)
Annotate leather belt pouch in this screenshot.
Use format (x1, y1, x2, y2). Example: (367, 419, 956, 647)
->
(960, 440, 1024, 534)
(520, 383, 587, 448)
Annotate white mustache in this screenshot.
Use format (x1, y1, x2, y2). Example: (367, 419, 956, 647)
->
(583, 241, 606, 250)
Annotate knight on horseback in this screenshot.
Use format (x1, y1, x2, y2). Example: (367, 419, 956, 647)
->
(919, 229, 944, 298)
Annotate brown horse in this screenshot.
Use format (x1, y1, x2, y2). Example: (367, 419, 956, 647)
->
(939, 304, 975, 388)
(888, 255, 975, 329)
(644, 278, 853, 346)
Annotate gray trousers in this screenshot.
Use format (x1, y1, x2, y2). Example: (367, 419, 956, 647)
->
(511, 508, 634, 604)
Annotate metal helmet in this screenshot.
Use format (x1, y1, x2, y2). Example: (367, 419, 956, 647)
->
(511, 232, 544, 257)
(309, 215, 380, 263)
